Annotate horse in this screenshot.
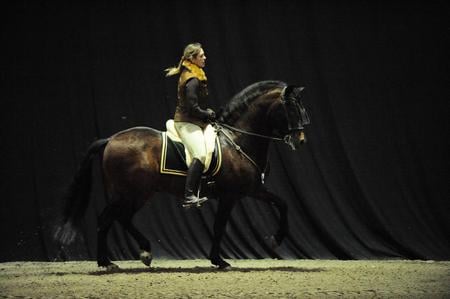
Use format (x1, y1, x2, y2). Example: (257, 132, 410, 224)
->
(55, 80, 310, 270)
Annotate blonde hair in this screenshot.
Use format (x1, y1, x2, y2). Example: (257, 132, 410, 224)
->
(165, 43, 203, 77)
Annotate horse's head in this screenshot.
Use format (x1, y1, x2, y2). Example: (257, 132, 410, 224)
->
(218, 81, 310, 151)
(268, 85, 310, 150)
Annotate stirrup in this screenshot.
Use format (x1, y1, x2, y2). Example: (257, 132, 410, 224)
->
(182, 196, 208, 208)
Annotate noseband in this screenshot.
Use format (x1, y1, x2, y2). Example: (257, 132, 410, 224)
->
(280, 86, 310, 130)
(279, 86, 310, 149)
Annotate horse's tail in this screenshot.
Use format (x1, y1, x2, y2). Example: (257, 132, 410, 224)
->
(54, 138, 109, 245)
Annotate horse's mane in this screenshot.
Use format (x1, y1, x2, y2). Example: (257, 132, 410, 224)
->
(218, 80, 286, 123)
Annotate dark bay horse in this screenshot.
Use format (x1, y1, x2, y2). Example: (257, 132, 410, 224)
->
(56, 80, 310, 269)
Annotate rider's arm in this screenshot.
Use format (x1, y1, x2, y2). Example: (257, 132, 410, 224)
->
(185, 78, 214, 121)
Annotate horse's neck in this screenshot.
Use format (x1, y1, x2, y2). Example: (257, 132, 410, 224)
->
(233, 96, 274, 135)
(228, 103, 273, 169)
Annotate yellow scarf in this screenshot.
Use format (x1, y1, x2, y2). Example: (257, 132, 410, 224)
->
(182, 60, 207, 81)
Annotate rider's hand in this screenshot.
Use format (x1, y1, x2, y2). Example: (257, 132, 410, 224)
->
(207, 108, 216, 121)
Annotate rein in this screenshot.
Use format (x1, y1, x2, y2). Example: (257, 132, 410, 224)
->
(213, 122, 273, 184)
(214, 122, 263, 171)
(217, 122, 283, 141)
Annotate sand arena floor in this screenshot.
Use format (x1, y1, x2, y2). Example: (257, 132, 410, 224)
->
(0, 259, 449, 298)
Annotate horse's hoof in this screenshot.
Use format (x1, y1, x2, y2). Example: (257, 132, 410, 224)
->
(140, 250, 152, 267)
(103, 263, 119, 271)
(219, 263, 231, 270)
(212, 259, 231, 270)
(98, 262, 120, 271)
(106, 263, 119, 271)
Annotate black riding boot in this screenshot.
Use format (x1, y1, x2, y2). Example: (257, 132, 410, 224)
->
(183, 158, 208, 208)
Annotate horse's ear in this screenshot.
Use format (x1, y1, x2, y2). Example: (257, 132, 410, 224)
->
(285, 85, 305, 99)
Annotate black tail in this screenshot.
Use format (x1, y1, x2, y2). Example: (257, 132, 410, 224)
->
(55, 138, 109, 244)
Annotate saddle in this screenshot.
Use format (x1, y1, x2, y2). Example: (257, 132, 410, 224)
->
(160, 120, 222, 177)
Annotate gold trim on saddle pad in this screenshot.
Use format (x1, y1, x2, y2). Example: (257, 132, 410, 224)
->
(160, 132, 222, 177)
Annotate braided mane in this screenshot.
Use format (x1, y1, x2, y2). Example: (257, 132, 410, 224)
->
(218, 81, 286, 123)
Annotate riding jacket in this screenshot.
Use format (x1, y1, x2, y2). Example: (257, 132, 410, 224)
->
(174, 61, 211, 129)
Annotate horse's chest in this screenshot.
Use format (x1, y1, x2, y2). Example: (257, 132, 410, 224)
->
(221, 158, 259, 192)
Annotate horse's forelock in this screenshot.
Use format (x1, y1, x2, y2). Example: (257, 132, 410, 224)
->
(219, 81, 286, 123)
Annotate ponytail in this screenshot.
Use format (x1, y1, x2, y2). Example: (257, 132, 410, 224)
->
(164, 42, 203, 77)
(164, 57, 184, 77)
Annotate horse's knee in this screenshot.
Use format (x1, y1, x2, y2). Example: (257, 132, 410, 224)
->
(269, 195, 287, 212)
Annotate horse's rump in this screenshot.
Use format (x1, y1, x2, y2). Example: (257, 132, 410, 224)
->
(103, 127, 163, 192)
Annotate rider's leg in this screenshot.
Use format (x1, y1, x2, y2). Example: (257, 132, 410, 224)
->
(184, 158, 208, 206)
(174, 122, 208, 207)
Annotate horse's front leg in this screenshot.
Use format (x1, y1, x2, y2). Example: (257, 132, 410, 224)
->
(252, 187, 288, 247)
(209, 196, 237, 269)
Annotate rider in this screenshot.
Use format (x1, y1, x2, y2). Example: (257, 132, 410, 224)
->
(165, 43, 216, 208)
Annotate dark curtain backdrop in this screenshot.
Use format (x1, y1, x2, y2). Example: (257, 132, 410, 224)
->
(1, 0, 448, 262)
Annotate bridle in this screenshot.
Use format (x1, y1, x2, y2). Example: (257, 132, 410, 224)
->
(213, 86, 310, 181)
(279, 85, 310, 149)
(214, 86, 309, 147)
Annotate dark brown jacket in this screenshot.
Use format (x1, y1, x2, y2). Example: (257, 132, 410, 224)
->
(174, 69, 210, 129)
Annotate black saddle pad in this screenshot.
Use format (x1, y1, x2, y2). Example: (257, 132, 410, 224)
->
(160, 132, 222, 177)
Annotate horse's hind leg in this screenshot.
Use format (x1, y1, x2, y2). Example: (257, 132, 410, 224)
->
(97, 195, 152, 269)
(97, 201, 121, 269)
(116, 202, 153, 267)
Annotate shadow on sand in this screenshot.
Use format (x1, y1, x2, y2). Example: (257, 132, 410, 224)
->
(87, 266, 326, 275)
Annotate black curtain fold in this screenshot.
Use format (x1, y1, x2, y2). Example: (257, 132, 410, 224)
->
(1, 0, 448, 262)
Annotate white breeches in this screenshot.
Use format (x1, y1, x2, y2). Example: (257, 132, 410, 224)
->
(174, 122, 207, 165)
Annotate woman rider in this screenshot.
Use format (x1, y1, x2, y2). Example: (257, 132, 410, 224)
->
(165, 43, 216, 208)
